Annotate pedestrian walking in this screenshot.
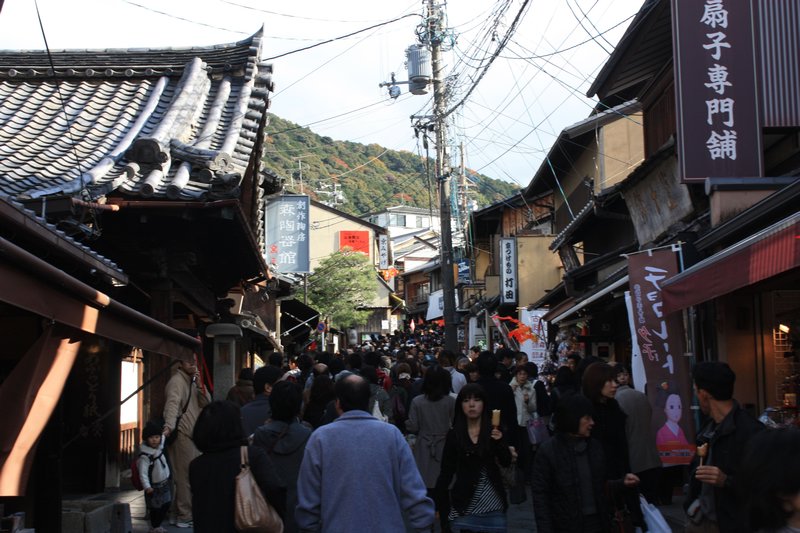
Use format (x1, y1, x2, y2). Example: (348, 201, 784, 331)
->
(189, 400, 286, 533)
(295, 374, 435, 532)
(435, 383, 512, 533)
(253, 380, 311, 533)
(532, 393, 640, 532)
(614, 364, 662, 504)
(406, 365, 455, 532)
(162, 355, 210, 528)
(475, 351, 518, 444)
(241, 365, 284, 437)
(138, 421, 171, 533)
(685, 361, 764, 532)
(582, 362, 645, 529)
(225, 367, 254, 406)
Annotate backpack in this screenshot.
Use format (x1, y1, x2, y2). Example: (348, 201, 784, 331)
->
(131, 452, 156, 491)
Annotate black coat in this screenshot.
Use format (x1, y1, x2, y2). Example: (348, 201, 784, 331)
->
(685, 401, 764, 533)
(476, 376, 519, 441)
(591, 398, 644, 527)
(532, 434, 615, 533)
(190, 444, 286, 533)
(591, 399, 630, 478)
(435, 428, 512, 515)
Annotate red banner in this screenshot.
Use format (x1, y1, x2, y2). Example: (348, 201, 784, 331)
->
(628, 245, 695, 465)
(339, 230, 370, 255)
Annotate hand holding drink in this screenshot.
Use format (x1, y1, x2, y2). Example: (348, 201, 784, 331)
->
(697, 442, 708, 466)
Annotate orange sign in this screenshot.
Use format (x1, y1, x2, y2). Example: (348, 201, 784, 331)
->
(339, 231, 370, 255)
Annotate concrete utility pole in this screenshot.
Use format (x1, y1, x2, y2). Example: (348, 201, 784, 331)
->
(428, 0, 458, 352)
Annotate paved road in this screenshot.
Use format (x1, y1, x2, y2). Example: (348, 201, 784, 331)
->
(123, 484, 685, 532)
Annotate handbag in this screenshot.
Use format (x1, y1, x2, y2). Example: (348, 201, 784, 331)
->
(497, 457, 527, 504)
(234, 446, 284, 533)
(608, 487, 635, 533)
(526, 415, 550, 445)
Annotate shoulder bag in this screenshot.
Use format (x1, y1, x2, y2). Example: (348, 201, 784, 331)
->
(234, 446, 284, 533)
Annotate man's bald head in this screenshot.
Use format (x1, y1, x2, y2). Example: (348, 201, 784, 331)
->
(335, 374, 370, 412)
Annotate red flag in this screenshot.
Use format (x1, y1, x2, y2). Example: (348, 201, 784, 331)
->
(409, 320, 415, 333)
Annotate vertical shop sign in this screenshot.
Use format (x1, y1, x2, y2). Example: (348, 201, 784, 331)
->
(672, 0, 762, 182)
(627, 244, 695, 465)
(500, 238, 517, 305)
(265, 195, 310, 273)
(378, 233, 390, 269)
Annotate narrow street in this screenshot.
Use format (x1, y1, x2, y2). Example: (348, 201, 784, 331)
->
(114, 483, 688, 532)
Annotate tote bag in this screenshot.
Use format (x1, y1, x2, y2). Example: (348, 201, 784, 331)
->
(234, 446, 283, 533)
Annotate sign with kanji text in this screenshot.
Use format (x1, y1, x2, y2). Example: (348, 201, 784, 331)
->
(378, 233, 390, 269)
(339, 230, 370, 255)
(500, 238, 517, 305)
(672, 0, 762, 182)
(265, 195, 310, 273)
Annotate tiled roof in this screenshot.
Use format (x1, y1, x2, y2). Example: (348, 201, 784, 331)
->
(0, 195, 126, 283)
(0, 30, 273, 202)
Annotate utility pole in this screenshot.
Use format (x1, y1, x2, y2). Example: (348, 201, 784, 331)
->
(428, 0, 458, 353)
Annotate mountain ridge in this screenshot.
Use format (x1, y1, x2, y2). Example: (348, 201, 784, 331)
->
(262, 114, 520, 217)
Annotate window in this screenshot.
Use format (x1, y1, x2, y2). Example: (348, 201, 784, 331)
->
(389, 214, 406, 227)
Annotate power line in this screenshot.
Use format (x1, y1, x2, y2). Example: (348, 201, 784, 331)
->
(262, 13, 422, 61)
(444, 0, 531, 119)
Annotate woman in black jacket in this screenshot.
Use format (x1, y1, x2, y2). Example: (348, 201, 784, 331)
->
(532, 394, 640, 532)
(582, 362, 645, 530)
(189, 401, 286, 533)
(435, 383, 512, 533)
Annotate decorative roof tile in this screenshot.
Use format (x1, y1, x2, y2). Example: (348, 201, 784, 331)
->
(0, 30, 273, 202)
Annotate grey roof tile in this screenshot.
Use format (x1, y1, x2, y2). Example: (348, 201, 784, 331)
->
(0, 29, 272, 202)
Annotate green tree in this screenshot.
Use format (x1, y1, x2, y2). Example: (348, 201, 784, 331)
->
(306, 249, 377, 329)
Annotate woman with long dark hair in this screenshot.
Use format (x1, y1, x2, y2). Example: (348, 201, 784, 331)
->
(435, 383, 512, 533)
(189, 400, 286, 533)
(582, 362, 644, 530)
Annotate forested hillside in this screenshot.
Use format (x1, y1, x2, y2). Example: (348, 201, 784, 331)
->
(262, 114, 519, 217)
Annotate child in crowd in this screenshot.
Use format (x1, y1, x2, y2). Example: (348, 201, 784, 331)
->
(138, 421, 172, 533)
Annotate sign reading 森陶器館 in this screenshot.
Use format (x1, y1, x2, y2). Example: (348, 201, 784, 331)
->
(627, 245, 695, 465)
(265, 195, 310, 273)
(672, 0, 762, 182)
(500, 238, 517, 305)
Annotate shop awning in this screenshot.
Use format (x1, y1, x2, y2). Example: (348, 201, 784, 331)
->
(280, 299, 319, 343)
(662, 212, 800, 314)
(546, 275, 629, 324)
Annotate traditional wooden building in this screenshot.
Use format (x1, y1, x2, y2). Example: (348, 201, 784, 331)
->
(0, 30, 279, 527)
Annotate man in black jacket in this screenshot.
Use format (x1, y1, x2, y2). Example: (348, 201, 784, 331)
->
(685, 361, 763, 533)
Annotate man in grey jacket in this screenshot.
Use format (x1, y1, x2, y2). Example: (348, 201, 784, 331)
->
(614, 364, 662, 504)
(296, 374, 434, 532)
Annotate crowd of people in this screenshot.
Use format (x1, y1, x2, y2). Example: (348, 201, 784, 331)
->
(134, 333, 799, 533)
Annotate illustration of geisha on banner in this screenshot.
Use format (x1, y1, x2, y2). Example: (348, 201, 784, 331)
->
(627, 245, 695, 466)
